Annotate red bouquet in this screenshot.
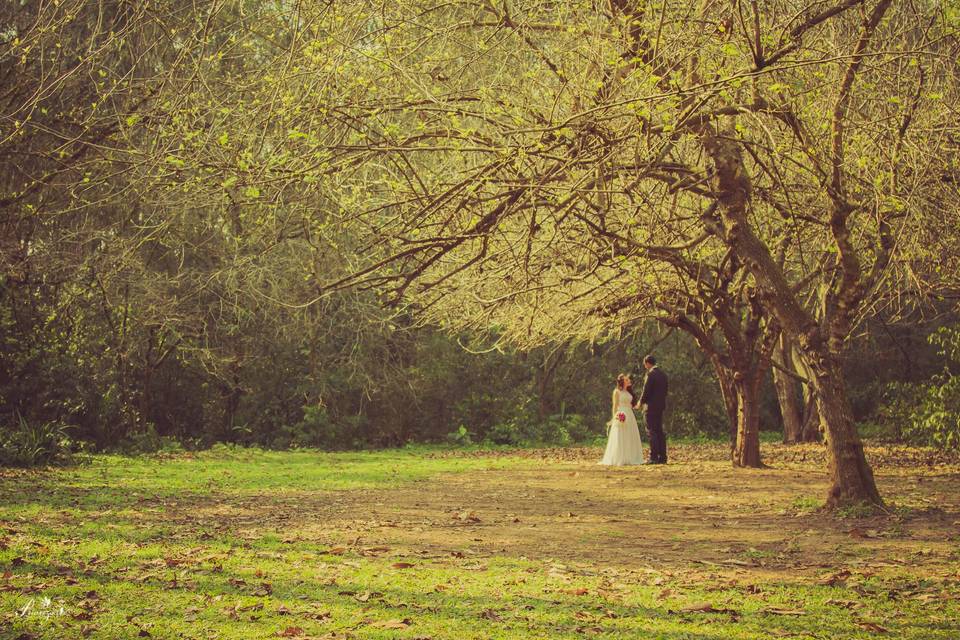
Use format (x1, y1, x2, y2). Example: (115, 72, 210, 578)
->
(616, 412, 626, 423)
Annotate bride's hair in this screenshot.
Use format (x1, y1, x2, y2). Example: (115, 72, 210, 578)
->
(616, 374, 634, 400)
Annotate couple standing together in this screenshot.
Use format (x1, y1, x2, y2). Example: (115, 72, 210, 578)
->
(600, 355, 668, 466)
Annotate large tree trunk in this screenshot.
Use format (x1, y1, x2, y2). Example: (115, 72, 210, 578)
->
(732, 370, 762, 468)
(697, 98, 882, 504)
(772, 337, 804, 443)
(811, 359, 882, 508)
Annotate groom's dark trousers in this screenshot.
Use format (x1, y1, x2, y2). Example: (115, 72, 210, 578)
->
(640, 366, 669, 463)
(645, 408, 667, 464)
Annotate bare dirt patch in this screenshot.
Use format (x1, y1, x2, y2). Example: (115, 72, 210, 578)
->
(203, 443, 960, 584)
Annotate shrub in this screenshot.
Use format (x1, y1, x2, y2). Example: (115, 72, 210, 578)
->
(484, 413, 593, 446)
(881, 326, 960, 448)
(0, 413, 75, 467)
(112, 423, 186, 454)
(274, 405, 358, 449)
(445, 425, 473, 446)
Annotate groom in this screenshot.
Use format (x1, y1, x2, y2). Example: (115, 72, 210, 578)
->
(636, 355, 668, 464)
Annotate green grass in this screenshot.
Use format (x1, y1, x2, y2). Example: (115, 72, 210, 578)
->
(0, 445, 527, 512)
(790, 495, 823, 513)
(2, 446, 959, 639)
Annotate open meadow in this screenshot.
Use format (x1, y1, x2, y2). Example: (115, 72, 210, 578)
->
(2, 443, 959, 640)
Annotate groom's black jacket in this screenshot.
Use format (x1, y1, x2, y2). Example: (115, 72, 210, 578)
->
(639, 367, 668, 411)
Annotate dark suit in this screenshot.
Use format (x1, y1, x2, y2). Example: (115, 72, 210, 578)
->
(639, 366, 668, 463)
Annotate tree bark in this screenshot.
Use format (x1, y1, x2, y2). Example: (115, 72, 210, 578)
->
(791, 343, 823, 443)
(537, 349, 563, 419)
(732, 370, 763, 468)
(800, 385, 821, 442)
(813, 359, 882, 508)
(696, 123, 882, 506)
(772, 337, 804, 443)
(710, 356, 739, 451)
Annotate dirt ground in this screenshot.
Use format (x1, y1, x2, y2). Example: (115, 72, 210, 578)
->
(195, 443, 960, 582)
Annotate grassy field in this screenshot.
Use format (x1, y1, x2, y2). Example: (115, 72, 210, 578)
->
(1, 443, 959, 639)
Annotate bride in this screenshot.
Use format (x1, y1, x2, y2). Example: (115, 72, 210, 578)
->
(600, 373, 645, 466)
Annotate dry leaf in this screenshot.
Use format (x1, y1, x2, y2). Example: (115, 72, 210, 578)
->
(817, 570, 851, 586)
(857, 621, 889, 633)
(676, 603, 738, 615)
(762, 608, 807, 616)
(825, 599, 860, 609)
(721, 559, 754, 567)
(370, 618, 412, 629)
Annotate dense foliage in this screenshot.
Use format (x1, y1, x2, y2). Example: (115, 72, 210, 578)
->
(1, 1, 958, 474)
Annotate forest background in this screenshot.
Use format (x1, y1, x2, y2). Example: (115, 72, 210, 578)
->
(2, 0, 959, 467)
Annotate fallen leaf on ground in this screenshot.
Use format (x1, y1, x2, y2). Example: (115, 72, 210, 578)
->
(452, 511, 481, 523)
(675, 603, 738, 615)
(370, 618, 412, 629)
(817, 570, 851, 586)
(391, 562, 416, 569)
(722, 559, 755, 566)
(362, 546, 390, 555)
(307, 610, 332, 621)
(762, 608, 807, 616)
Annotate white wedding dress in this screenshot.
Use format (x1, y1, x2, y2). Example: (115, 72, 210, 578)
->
(600, 389, 645, 465)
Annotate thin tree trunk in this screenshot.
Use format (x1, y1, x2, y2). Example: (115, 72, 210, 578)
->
(732, 370, 763, 468)
(537, 350, 562, 420)
(710, 356, 739, 452)
(800, 387, 821, 442)
(772, 338, 804, 443)
(792, 346, 823, 443)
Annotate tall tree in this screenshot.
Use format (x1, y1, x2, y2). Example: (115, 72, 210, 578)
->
(302, 1, 960, 506)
